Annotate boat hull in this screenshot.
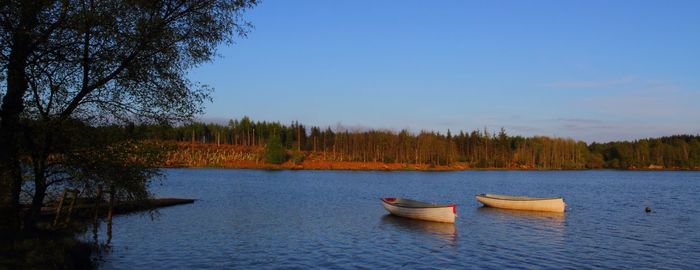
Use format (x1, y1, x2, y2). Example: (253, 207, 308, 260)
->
(381, 198, 456, 223)
(475, 194, 566, 213)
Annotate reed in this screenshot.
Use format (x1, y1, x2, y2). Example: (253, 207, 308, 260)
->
(161, 142, 262, 167)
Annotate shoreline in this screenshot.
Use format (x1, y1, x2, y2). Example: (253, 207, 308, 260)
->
(160, 162, 699, 172)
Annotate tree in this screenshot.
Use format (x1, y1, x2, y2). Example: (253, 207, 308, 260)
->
(264, 135, 287, 164)
(1, 0, 257, 233)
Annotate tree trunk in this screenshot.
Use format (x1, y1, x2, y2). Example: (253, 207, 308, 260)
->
(23, 153, 48, 231)
(0, 2, 40, 234)
(24, 179, 47, 231)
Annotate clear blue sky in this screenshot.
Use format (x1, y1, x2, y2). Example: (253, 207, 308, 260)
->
(189, 0, 700, 143)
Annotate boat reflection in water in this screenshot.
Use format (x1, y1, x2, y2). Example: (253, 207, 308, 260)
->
(380, 214, 458, 243)
(476, 207, 566, 237)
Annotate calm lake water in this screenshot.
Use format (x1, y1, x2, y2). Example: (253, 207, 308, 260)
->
(92, 169, 700, 269)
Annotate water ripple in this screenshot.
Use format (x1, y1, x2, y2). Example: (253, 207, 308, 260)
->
(92, 169, 700, 269)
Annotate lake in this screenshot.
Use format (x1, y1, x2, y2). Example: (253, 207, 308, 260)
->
(91, 169, 700, 269)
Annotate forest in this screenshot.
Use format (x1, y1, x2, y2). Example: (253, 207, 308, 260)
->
(119, 117, 700, 170)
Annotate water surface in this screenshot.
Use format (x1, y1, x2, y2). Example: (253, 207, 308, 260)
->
(93, 169, 700, 269)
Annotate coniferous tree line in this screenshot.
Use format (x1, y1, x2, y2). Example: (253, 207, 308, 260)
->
(120, 117, 700, 169)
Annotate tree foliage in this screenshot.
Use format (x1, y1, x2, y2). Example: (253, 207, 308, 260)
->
(0, 0, 257, 234)
(264, 135, 286, 165)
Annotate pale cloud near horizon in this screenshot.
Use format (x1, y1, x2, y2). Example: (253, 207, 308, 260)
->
(544, 75, 635, 89)
(554, 118, 605, 124)
(580, 84, 697, 118)
(554, 118, 616, 131)
(555, 78, 699, 141)
(549, 76, 698, 121)
(195, 76, 697, 143)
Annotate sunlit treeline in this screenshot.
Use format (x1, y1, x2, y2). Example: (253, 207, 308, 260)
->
(121, 117, 700, 169)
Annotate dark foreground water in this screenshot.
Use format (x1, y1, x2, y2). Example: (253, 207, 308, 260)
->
(91, 169, 700, 269)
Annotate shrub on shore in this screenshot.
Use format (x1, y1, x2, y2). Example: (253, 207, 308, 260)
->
(265, 136, 287, 164)
(1, 229, 94, 270)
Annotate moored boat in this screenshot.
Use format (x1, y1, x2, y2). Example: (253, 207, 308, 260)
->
(475, 193, 566, 213)
(381, 197, 456, 223)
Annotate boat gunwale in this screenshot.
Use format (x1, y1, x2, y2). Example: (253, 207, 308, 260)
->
(381, 198, 455, 209)
(476, 193, 563, 202)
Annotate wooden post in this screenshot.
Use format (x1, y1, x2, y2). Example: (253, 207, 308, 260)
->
(107, 187, 115, 244)
(93, 186, 103, 223)
(64, 189, 80, 226)
(92, 186, 103, 243)
(53, 188, 69, 227)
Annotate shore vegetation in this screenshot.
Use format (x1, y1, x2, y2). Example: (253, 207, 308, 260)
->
(122, 118, 700, 170)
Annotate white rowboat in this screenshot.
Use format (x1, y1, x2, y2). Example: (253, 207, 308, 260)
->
(381, 198, 456, 223)
(475, 193, 566, 213)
